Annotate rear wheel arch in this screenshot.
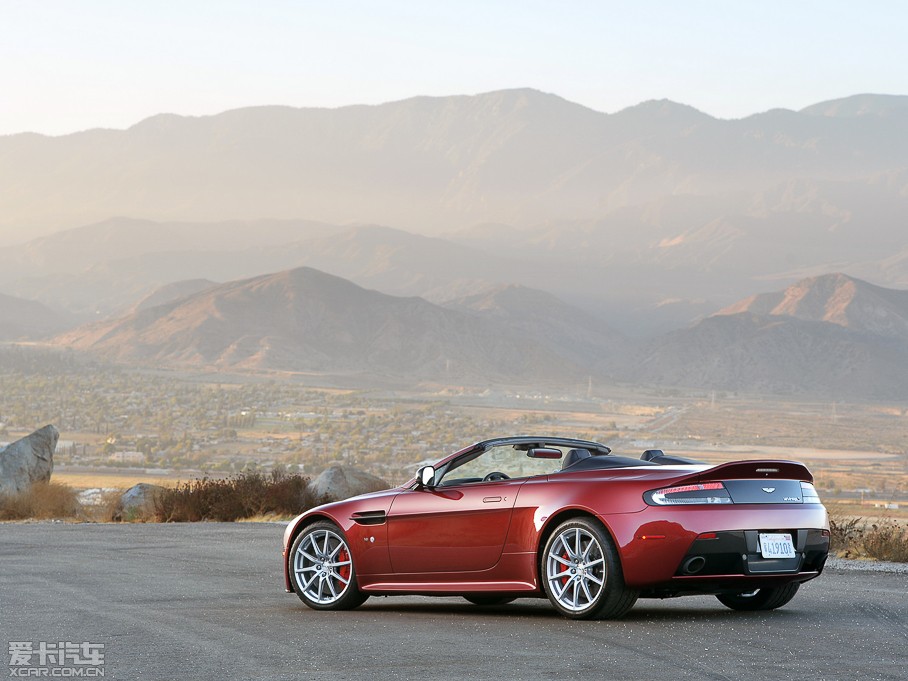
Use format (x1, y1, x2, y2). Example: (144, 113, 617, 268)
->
(536, 509, 620, 578)
(538, 515, 638, 619)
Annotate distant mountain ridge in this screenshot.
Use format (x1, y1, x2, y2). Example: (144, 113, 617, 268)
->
(628, 273, 908, 399)
(800, 94, 908, 118)
(129, 279, 219, 314)
(440, 284, 629, 372)
(629, 311, 908, 399)
(0, 219, 520, 317)
(3, 89, 908, 340)
(49, 265, 908, 399)
(53, 266, 602, 383)
(718, 273, 908, 340)
(2, 89, 908, 244)
(0, 292, 69, 339)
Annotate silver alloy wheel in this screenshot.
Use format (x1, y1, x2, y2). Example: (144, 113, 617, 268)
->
(293, 528, 353, 605)
(545, 526, 606, 612)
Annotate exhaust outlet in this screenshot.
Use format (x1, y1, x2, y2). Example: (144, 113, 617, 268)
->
(682, 556, 706, 575)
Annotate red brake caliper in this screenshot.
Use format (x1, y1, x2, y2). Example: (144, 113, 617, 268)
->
(338, 548, 351, 581)
(561, 550, 570, 587)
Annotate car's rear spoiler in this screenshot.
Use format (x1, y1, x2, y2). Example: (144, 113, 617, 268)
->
(639, 450, 814, 484)
(682, 460, 814, 484)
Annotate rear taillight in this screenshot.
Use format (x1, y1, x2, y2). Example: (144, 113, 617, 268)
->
(644, 482, 732, 506)
(800, 482, 821, 503)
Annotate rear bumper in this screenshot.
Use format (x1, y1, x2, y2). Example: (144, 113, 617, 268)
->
(604, 504, 829, 589)
(676, 528, 828, 576)
(636, 528, 828, 598)
(639, 571, 824, 599)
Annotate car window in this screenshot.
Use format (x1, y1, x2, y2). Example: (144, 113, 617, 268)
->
(438, 444, 563, 485)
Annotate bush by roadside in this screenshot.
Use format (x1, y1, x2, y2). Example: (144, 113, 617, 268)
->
(1, 471, 317, 523)
(150, 470, 316, 522)
(0, 481, 81, 520)
(828, 505, 908, 562)
(860, 521, 908, 562)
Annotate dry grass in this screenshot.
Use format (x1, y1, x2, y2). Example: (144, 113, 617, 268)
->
(53, 472, 183, 489)
(828, 504, 908, 562)
(828, 506, 865, 555)
(151, 470, 316, 522)
(236, 513, 297, 522)
(92, 489, 133, 522)
(861, 521, 908, 562)
(0, 482, 81, 520)
(1, 471, 315, 523)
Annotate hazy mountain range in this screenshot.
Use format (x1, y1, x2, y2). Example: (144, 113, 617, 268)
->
(3, 89, 908, 244)
(2, 88, 908, 397)
(2, 90, 908, 331)
(718, 272, 908, 340)
(53, 267, 606, 384)
(0, 292, 70, 339)
(630, 275, 908, 399)
(42, 267, 908, 399)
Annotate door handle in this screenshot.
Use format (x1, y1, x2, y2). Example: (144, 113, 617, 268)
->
(482, 496, 502, 503)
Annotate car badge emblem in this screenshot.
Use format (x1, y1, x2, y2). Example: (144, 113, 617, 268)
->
(762, 487, 776, 493)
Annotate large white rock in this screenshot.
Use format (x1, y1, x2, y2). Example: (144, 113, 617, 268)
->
(309, 465, 388, 502)
(0, 425, 58, 496)
(113, 483, 166, 520)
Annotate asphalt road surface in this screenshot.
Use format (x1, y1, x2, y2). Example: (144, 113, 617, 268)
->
(1, 523, 906, 680)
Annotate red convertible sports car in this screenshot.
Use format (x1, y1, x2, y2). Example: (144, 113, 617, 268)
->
(282, 436, 829, 619)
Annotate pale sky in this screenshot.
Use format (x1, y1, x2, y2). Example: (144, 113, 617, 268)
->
(1, 0, 906, 136)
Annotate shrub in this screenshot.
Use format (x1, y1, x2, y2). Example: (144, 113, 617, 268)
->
(862, 521, 908, 563)
(828, 506, 865, 556)
(827, 504, 908, 562)
(0, 482, 81, 520)
(152, 470, 315, 522)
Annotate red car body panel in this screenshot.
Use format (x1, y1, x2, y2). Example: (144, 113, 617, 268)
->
(386, 481, 518, 573)
(283, 438, 829, 600)
(604, 504, 828, 586)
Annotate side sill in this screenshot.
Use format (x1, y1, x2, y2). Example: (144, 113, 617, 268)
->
(361, 580, 537, 594)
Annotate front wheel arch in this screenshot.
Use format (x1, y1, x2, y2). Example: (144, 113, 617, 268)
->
(288, 520, 369, 611)
(286, 512, 338, 556)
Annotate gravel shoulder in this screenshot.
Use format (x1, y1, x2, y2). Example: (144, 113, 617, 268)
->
(826, 556, 908, 573)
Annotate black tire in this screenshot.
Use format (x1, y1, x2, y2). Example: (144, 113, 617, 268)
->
(716, 583, 800, 611)
(289, 521, 369, 611)
(463, 595, 517, 606)
(541, 517, 638, 620)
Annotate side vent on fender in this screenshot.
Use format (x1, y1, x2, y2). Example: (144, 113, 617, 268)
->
(351, 510, 387, 526)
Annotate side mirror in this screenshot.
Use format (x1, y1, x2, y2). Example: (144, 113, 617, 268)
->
(416, 465, 436, 488)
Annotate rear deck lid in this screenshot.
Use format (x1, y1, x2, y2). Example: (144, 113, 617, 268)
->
(672, 460, 812, 504)
(722, 479, 804, 504)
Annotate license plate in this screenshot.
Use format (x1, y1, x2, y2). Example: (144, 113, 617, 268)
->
(759, 533, 796, 559)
